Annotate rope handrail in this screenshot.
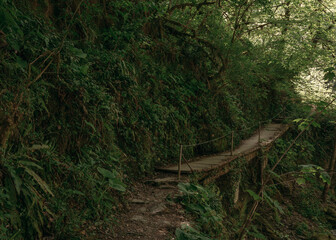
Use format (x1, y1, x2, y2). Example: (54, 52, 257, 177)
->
(175, 103, 333, 180)
(179, 108, 288, 148)
(177, 108, 291, 180)
(181, 132, 233, 147)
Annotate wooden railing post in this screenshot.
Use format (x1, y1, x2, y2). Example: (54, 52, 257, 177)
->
(258, 122, 261, 143)
(178, 145, 183, 180)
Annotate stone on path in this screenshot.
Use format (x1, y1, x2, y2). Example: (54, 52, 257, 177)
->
(130, 199, 146, 204)
(150, 203, 167, 214)
(131, 215, 146, 223)
(139, 206, 147, 212)
(145, 177, 180, 186)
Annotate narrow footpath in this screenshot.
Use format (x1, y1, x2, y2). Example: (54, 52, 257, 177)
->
(113, 174, 190, 240)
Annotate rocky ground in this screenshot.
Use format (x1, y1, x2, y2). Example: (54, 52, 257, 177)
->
(112, 174, 191, 240)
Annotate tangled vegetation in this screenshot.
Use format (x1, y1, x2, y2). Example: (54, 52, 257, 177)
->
(176, 112, 336, 239)
(1, 0, 336, 239)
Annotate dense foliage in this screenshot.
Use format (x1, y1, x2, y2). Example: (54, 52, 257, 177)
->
(0, 0, 335, 239)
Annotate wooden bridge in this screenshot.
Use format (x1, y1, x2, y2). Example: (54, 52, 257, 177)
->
(158, 123, 289, 183)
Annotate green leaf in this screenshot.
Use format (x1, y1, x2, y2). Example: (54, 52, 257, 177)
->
(30, 144, 50, 150)
(23, 124, 33, 137)
(19, 161, 42, 169)
(69, 47, 87, 58)
(293, 118, 303, 123)
(68, 189, 85, 196)
(324, 67, 335, 72)
(175, 225, 212, 240)
(320, 171, 331, 185)
(9, 230, 22, 240)
(268, 170, 281, 179)
(85, 120, 96, 132)
(79, 64, 89, 75)
(246, 189, 261, 201)
(311, 121, 321, 128)
(108, 179, 126, 192)
(9, 169, 22, 195)
(272, 200, 284, 214)
(178, 183, 199, 195)
(97, 167, 117, 179)
(25, 167, 54, 196)
(296, 178, 306, 185)
(299, 164, 318, 173)
(178, 183, 190, 193)
(298, 121, 309, 131)
(263, 191, 284, 214)
(247, 229, 267, 240)
(16, 56, 27, 70)
(324, 72, 335, 82)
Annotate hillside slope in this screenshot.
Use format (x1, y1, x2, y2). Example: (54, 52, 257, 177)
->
(0, 1, 327, 239)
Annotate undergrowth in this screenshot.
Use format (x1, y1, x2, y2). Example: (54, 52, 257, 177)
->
(176, 182, 226, 240)
(0, 0, 299, 238)
(175, 115, 336, 240)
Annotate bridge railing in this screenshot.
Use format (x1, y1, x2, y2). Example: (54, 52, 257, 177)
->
(177, 108, 290, 180)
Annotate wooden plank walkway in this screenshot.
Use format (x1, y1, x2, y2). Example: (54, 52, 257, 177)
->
(158, 123, 289, 176)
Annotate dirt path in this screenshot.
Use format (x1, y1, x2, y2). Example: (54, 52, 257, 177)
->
(113, 173, 190, 240)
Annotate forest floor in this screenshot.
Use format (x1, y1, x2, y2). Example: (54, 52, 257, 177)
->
(110, 174, 336, 240)
(112, 173, 190, 240)
(110, 122, 336, 240)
